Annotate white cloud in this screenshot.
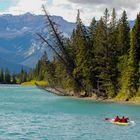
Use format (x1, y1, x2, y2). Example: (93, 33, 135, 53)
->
(3, 0, 46, 15)
(0, 0, 140, 25)
(46, 0, 140, 24)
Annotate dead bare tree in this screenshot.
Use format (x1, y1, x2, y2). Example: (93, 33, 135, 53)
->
(37, 5, 86, 95)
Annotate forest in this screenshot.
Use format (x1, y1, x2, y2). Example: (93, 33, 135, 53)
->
(1, 8, 140, 101)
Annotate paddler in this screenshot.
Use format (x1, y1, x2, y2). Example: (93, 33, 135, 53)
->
(120, 116, 125, 122)
(114, 116, 120, 122)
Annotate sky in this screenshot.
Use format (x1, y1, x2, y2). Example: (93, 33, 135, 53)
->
(0, 0, 140, 25)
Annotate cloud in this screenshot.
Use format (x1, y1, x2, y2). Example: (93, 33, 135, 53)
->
(69, 0, 140, 9)
(2, 0, 46, 15)
(0, 0, 140, 25)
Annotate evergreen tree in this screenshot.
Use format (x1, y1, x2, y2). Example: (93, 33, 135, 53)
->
(4, 69, 11, 84)
(94, 9, 110, 96)
(89, 17, 97, 44)
(117, 10, 130, 56)
(94, 9, 118, 96)
(11, 74, 17, 84)
(88, 17, 98, 89)
(73, 10, 95, 94)
(120, 13, 140, 98)
(19, 68, 27, 83)
(107, 8, 119, 96)
(0, 69, 4, 83)
(133, 13, 140, 85)
(0, 69, 2, 83)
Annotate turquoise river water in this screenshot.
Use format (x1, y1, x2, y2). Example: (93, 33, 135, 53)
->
(0, 85, 140, 140)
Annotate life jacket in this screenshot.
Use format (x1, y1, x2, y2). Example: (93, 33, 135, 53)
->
(114, 117, 120, 122)
(121, 118, 125, 123)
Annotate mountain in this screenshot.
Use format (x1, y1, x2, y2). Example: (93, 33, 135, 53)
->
(0, 13, 76, 72)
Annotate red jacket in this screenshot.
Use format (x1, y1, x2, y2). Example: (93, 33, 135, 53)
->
(114, 117, 120, 122)
(121, 118, 125, 122)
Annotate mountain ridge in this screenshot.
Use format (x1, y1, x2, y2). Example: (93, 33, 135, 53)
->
(0, 13, 76, 72)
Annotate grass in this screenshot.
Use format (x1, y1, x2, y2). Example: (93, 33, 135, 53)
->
(130, 97, 140, 103)
(21, 80, 48, 86)
(115, 89, 140, 103)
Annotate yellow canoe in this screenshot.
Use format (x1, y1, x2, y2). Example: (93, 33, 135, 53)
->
(106, 118, 129, 125)
(111, 121, 129, 125)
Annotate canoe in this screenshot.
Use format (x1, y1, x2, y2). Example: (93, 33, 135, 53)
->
(109, 119, 129, 125)
(111, 121, 129, 125)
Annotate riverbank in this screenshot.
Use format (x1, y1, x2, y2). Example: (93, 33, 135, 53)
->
(75, 96, 140, 105)
(40, 86, 140, 105)
(22, 82, 140, 105)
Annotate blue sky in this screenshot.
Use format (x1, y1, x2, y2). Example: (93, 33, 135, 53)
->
(0, 0, 17, 12)
(0, 0, 140, 25)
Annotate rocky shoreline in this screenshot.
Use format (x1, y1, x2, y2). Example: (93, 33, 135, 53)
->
(35, 84, 140, 105)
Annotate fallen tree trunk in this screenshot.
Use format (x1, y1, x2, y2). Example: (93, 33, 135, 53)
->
(35, 83, 69, 96)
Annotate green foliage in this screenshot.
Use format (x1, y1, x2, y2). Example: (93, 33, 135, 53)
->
(18, 68, 27, 84)
(33, 8, 139, 99)
(0, 68, 15, 84)
(71, 10, 95, 93)
(0, 69, 4, 83)
(119, 13, 140, 99)
(93, 9, 119, 97)
(4, 69, 11, 84)
(117, 10, 130, 56)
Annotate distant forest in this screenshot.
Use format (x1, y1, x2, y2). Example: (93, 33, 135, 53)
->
(1, 7, 140, 100)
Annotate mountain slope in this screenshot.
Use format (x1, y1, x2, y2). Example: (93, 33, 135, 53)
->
(0, 13, 76, 72)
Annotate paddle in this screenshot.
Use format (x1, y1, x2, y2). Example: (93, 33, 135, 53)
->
(105, 118, 111, 121)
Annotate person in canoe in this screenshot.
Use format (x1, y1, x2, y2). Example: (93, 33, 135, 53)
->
(120, 116, 125, 122)
(114, 116, 120, 122)
(114, 116, 129, 123)
(120, 116, 129, 123)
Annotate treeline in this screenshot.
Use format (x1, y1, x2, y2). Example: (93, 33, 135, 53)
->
(34, 7, 140, 100)
(0, 68, 17, 84)
(26, 51, 55, 82)
(0, 68, 30, 84)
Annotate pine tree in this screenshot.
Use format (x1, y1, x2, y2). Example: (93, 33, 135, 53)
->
(11, 74, 17, 84)
(4, 69, 11, 84)
(133, 13, 140, 85)
(94, 9, 111, 96)
(88, 17, 98, 89)
(19, 68, 27, 84)
(0, 69, 4, 83)
(0, 69, 2, 83)
(89, 17, 97, 44)
(72, 10, 95, 95)
(94, 9, 119, 97)
(117, 10, 130, 56)
(116, 11, 130, 94)
(118, 13, 140, 99)
(120, 31, 138, 98)
(107, 8, 119, 96)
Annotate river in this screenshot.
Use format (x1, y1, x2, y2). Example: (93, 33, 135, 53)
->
(0, 85, 139, 140)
